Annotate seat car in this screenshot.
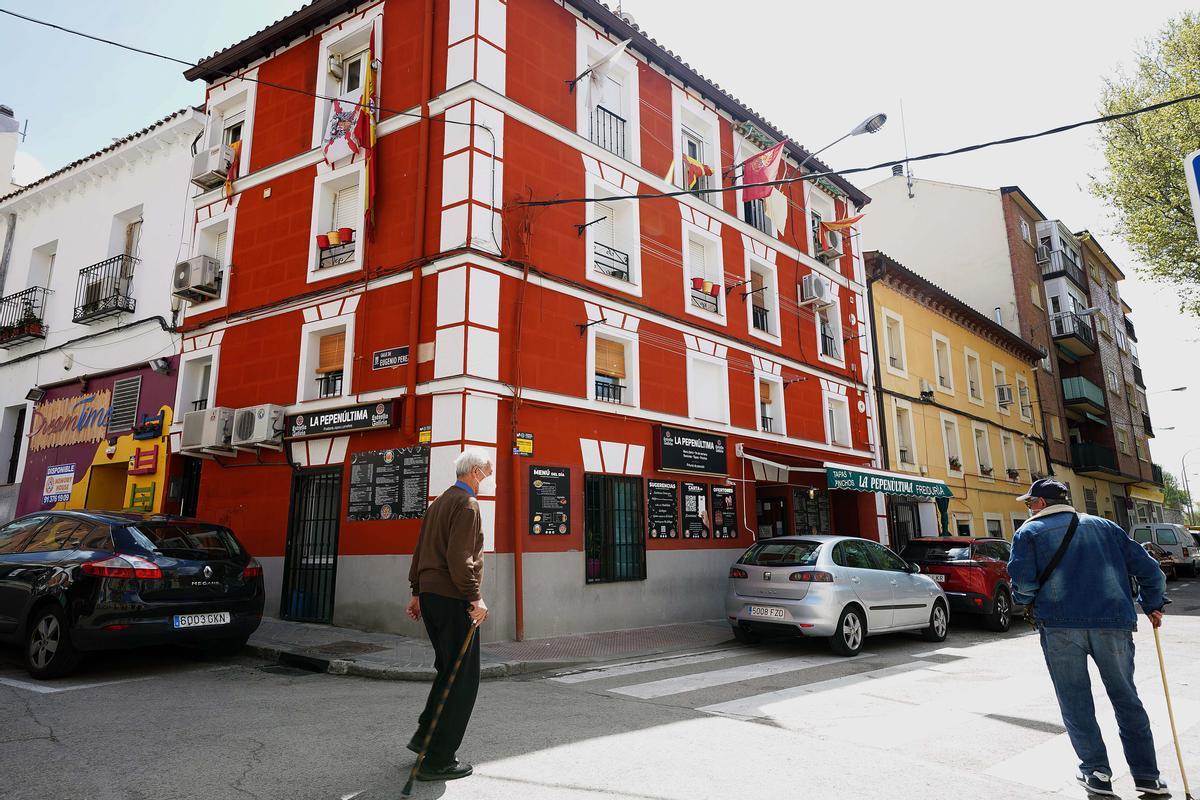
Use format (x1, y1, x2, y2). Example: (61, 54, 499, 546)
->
(1143, 542, 1177, 581)
(1130, 523, 1196, 577)
(725, 535, 948, 657)
(0, 511, 264, 678)
(900, 537, 1013, 632)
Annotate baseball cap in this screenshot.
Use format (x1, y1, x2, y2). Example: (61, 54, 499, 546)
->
(1016, 478, 1070, 503)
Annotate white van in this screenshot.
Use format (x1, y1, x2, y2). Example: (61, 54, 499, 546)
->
(1131, 524, 1197, 577)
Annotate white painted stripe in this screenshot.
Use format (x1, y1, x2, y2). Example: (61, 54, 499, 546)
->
(550, 651, 738, 684)
(0, 674, 156, 694)
(698, 660, 930, 719)
(610, 654, 874, 699)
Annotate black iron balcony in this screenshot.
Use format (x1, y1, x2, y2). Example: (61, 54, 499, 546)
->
(191, 399, 209, 412)
(73, 255, 137, 324)
(589, 105, 626, 159)
(1142, 413, 1154, 437)
(760, 415, 773, 432)
(1152, 463, 1165, 486)
(594, 380, 624, 404)
(752, 305, 770, 333)
(318, 239, 356, 271)
(689, 287, 720, 314)
(1061, 376, 1107, 416)
(1051, 311, 1096, 357)
(593, 242, 630, 282)
(821, 331, 839, 358)
(1124, 315, 1137, 342)
(1041, 249, 1088, 290)
(744, 199, 770, 234)
(0, 286, 49, 346)
(1132, 364, 1145, 388)
(315, 371, 343, 399)
(1071, 441, 1118, 476)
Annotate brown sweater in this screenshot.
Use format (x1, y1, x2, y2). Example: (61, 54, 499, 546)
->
(409, 485, 484, 602)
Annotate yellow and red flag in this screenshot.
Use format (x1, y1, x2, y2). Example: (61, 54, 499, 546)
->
(742, 142, 785, 201)
(683, 154, 714, 189)
(357, 28, 379, 239)
(223, 140, 241, 208)
(818, 213, 864, 252)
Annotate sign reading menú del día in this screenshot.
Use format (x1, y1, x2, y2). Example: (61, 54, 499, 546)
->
(826, 466, 953, 498)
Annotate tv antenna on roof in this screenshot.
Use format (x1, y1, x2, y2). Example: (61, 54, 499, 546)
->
(900, 98, 914, 199)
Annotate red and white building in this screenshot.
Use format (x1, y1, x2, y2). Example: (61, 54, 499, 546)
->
(176, 0, 890, 640)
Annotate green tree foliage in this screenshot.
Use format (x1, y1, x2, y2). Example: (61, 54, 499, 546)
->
(1093, 13, 1200, 314)
(1162, 469, 1191, 511)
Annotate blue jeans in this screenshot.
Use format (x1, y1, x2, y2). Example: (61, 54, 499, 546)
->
(1039, 627, 1160, 780)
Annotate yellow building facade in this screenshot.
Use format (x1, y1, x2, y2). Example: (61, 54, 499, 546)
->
(867, 252, 1047, 547)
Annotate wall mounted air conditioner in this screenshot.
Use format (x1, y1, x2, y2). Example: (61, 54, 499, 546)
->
(181, 407, 234, 451)
(190, 144, 235, 190)
(173, 256, 220, 302)
(1035, 244, 1051, 265)
(231, 404, 285, 448)
(816, 229, 843, 263)
(997, 385, 1015, 407)
(800, 274, 832, 306)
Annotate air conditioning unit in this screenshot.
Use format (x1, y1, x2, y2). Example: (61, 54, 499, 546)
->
(181, 406, 234, 451)
(1035, 244, 1051, 264)
(190, 144, 235, 190)
(997, 385, 1015, 407)
(815, 229, 843, 262)
(800, 274, 833, 306)
(173, 256, 220, 302)
(231, 404, 285, 448)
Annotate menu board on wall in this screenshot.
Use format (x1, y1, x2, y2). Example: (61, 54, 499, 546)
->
(529, 465, 570, 535)
(647, 480, 679, 539)
(347, 446, 430, 521)
(711, 485, 738, 539)
(681, 481, 711, 539)
(792, 488, 832, 536)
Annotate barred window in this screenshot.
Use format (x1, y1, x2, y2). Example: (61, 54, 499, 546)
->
(584, 474, 645, 584)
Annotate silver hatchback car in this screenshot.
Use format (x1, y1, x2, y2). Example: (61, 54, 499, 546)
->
(725, 535, 949, 656)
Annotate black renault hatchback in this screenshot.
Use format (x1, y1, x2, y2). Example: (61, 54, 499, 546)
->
(0, 510, 264, 678)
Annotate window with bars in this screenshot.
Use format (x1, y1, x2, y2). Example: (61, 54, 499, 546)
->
(594, 337, 627, 404)
(315, 330, 346, 399)
(107, 376, 143, 435)
(758, 379, 776, 433)
(590, 201, 631, 283)
(584, 474, 645, 584)
(1084, 487, 1099, 515)
(685, 233, 721, 314)
(894, 403, 915, 465)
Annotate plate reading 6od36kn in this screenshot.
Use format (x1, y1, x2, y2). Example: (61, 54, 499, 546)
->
(173, 612, 231, 629)
(748, 606, 785, 619)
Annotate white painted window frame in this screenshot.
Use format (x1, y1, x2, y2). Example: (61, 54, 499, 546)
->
(670, 89, 720, 199)
(941, 412, 963, 477)
(816, 293, 845, 368)
(952, 513, 974, 536)
(680, 222, 726, 325)
(881, 307, 907, 378)
(584, 173, 642, 297)
(173, 347, 220, 426)
(186, 206, 236, 317)
(972, 421, 994, 479)
(754, 370, 786, 436)
(1016, 373, 1033, 422)
(744, 252, 781, 346)
(686, 350, 730, 425)
(296, 312, 357, 403)
(587, 324, 640, 409)
(307, 159, 367, 283)
(891, 397, 919, 469)
(983, 513, 1005, 539)
(310, 8, 384, 152)
(963, 346, 984, 405)
(575, 26, 641, 168)
(204, 73, 258, 181)
(931, 331, 955, 395)
(823, 391, 852, 447)
(992, 362, 1011, 416)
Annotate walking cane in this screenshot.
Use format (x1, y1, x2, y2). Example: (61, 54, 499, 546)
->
(1153, 625, 1194, 800)
(401, 621, 479, 798)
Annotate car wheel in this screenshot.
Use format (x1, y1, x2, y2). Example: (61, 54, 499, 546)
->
(731, 626, 761, 646)
(25, 604, 80, 679)
(829, 605, 865, 657)
(986, 588, 1012, 632)
(921, 601, 949, 642)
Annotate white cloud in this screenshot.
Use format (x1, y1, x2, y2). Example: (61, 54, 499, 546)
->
(12, 151, 48, 186)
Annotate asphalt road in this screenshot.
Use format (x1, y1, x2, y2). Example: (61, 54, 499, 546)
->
(3, 581, 1199, 800)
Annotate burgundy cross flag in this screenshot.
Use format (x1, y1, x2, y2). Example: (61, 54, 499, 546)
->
(741, 142, 786, 201)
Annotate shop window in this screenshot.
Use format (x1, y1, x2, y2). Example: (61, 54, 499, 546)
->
(584, 474, 645, 584)
(882, 310, 906, 376)
(932, 333, 954, 393)
(592, 333, 637, 407)
(964, 349, 983, 403)
(824, 394, 851, 447)
(107, 376, 142, 435)
(687, 353, 729, 424)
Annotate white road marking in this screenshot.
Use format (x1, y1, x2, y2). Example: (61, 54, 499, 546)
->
(0, 674, 157, 694)
(550, 650, 739, 684)
(609, 653, 874, 699)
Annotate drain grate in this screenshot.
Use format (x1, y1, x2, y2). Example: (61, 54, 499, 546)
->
(311, 640, 390, 657)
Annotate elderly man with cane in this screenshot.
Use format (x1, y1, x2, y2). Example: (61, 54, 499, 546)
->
(1009, 478, 1171, 797)
(403, 450, 492, 785)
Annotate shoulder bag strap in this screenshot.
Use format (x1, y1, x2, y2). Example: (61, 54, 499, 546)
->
(1036, 513, 1080, 587)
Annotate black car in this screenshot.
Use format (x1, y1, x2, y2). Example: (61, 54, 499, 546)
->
(0, 510, 264, 678)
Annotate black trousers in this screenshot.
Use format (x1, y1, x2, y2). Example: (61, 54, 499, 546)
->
(416, 592, 481, 765)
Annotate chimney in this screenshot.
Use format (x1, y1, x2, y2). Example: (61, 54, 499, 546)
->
(0, 105, 19, 194)
(891, 164, 904, 177)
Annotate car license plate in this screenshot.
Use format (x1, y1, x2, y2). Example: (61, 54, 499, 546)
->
(930, 574, 945, 582)
(748, 606, 785, 619)
(173, 612, 231, 629)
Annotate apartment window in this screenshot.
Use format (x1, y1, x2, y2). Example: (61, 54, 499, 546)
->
(222, 111, 245, 148)
(681, 127, 712, 201)
(942, 416, 963, 473)
(1025, 440, 1041, 478)
(1001, 433, 1018, 477)
(1117, 428, 1131, 455)
(307, 161, 365, 280)
(338, 49, 369, 95)
(893, 400, 917, 467)
(1126, 383, 1137, 412)
(683, 228, 723, 319)
(1019, 218, 1031, 243)
(593, 334, 636, 406)
(993, 364, 1011, 413)
(1135, 436, 1147, 461)
(1096, 313, 1112, 339)
(743, 196, 772, 235)
(1016, 374, 1032, 421)
(578, 36, 639, 163)
(883, 310, 906, 375)
(757, 374, 785, 436)
(312, 11, 377, 151)
(316, 332, 346, 399)
(825, 394, 851, 447)
(687, 353, 729, 424)
(985, 516, 1004, 538)
(590, 75, 629, 159)
(817, 301, 842, 362)
(584, 474, 645, 584)
(1084, 487, 1099, 515)
(1030, 282, 1043, 309)
(190, 212, 232, 310)
(746, 262, 779, 339)
(954, 515, 973, 536)
(107, 376, 143, 435)
(973, 424, 993, 476)
(807, 188, 836, 258)
(932, 333, 954, 393)
(1050, 415, 1063, 442)
(180, 357, 215, 413)
(586, 177, 641, 294)
(964, 349, 983, 403)
(298, 316, 354, 402)
(205, 77, 254, 184)
(27, 241, 57, 289)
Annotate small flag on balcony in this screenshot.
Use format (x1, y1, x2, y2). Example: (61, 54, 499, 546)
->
(742, 142, 786, 201)
(223, 140, 241, 207)
(323, 94, 364, 165)
(818, 213, 864, 252)
(357, 28, 379, 239)
(683, 155, 714, 190)
(663, 157, 676, 184)
(568, 37, 631, 93)
(764, 188, 788, 232)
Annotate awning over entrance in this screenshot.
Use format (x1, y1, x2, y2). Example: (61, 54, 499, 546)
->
(823, 462, 953, 499)
(1128, 485, 1165, 504)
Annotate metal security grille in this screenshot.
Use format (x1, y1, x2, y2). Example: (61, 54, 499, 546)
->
(281, 468, 343, 623)
(107, 376, 143, 434)
(584, 474, 645, 584)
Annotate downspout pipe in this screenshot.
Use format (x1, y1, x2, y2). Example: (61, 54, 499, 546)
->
(865, 261, 892, 542)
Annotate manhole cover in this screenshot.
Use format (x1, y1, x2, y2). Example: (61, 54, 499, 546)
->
(311, 640, 389, 657)
(259, 664, 319, 676)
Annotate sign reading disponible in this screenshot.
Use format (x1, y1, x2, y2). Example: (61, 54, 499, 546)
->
(825, 465, 953, 498)
(41, 464, 75, 504)
(29, 390, 112, 452)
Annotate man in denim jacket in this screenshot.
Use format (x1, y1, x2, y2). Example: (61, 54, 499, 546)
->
(1009, 478, 1169, 796)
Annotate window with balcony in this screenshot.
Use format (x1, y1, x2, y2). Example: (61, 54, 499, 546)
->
(298, 315, 354, 402)
(882, 309, 907, 376)
(744, 259, 779, 341)
(973, 424, 993, 476)
(683, 227, 724, 320)
(964, 349, 983, 404)
(1001, 433, 1018, 479)
(932, 333, 954, 393)
(74, 254, 137, 324)
(0, 287, 50, 347)
(824, 394, 851, 447)
(307, 161, 365, 281)
(590, 75, 628, 160)
(993, 364, 1011, 414)
(584, 180, 641, 295)
(942, 415, 963, 474)
(311, 10, 379, 153)
(687, 353, 729, 424)
(1016, 374, 1032, 421)
(757, 375, 785, 435)
(893, 400, 918, 467)
(592, 333, 637, 407)
(578, 34, 639, 165)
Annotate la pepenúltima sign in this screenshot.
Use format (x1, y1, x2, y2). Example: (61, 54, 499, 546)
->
(826, 465, 953, 499)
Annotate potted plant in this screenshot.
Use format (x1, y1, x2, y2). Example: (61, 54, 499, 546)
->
(316, 234, 331, 249)
(981, 465, 994, 476)
(1007, 468, 1020, 480)
(949, 456, 962, 471)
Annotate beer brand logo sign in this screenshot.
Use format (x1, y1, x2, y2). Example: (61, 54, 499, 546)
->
(29, 390, 113, 452)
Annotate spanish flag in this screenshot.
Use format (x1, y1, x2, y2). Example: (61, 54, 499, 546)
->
(223, 140, 241, 208)
(358, 28, 379, 239)
(818, 213, 864, 252)
(683, 154, 714, 190)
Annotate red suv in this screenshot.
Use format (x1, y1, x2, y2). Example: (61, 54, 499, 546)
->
(900, 537, 1013, 632)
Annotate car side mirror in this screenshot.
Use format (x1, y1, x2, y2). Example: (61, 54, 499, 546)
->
(908, 562, 921, 574)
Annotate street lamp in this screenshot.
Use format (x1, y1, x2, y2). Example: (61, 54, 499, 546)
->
(1151, 386, 1188, 394)
(797, 112, 888, 170)
(1182, 447, 1200, 526)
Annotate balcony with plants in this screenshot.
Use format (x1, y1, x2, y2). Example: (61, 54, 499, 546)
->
(0, 286, 50, 346)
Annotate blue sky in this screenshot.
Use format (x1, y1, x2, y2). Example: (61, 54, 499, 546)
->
(4, 0, 1199, 487)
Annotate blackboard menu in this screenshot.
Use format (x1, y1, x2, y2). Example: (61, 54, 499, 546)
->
(647, 480, 679, 539)
(682, 481, 710, 539)
(348, 447, 430, 521)
(711, 485, 738, 539)
(529, 465, 570, 535)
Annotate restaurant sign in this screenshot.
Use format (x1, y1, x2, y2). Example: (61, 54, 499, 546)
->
(285, 401, 397, 440)
(654, 425, 727, 476)
(826, 465, 953, 499)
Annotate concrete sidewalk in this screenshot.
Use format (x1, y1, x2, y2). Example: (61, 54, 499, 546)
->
(246, 617, 735, 681)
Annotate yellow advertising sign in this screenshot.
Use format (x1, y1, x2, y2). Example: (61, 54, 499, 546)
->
(28, 390, 113, 452)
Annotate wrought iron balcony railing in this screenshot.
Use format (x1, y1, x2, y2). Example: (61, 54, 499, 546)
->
(760, 415, 773, 432)
(318, 240, 356, 271)
(593, 242, 630, 282)
(1071, 441, 1117, 473)
(191, 399, 209, 412)
(589, 105, 626, 159)
(315, 371, 344, 399)
(0, 286, 49, 346)
(74, 254, 137, 324)
(594, 380, 624, 404)
(1041, 249, 1088, 290)
(752, 305, 770, 333)
(689, 287, 720, 314)
(1051, 311, 1097, 351)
